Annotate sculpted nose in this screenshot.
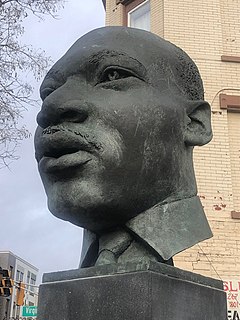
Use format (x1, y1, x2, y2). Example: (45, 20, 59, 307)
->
(36, 100, 89, 128)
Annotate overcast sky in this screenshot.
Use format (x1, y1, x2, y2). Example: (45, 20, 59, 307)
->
(0, 0, 105, 284)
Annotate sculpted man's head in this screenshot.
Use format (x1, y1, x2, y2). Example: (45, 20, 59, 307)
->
(34, 27, 212, 234)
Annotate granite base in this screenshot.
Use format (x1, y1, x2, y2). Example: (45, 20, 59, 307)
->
(38, 262, 227, 320)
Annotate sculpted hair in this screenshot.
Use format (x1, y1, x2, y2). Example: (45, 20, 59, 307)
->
(161, 41, 204, 101)
(171, 45, 204, 101)
(131, 28, 205, 102)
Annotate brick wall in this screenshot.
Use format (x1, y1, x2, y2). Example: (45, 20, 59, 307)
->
(228, 113, 240, 212)
(106, 0, 124, 26)
(151, 0, 164, 37)
(104, 0, 240, 280)
(163, 0, 240, 280)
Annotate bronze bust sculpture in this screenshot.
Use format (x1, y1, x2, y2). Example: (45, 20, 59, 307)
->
(35, 27, 213, 268)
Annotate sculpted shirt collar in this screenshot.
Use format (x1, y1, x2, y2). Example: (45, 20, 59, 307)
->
(80, 196, 213, 267)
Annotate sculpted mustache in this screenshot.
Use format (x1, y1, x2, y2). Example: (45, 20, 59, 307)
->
(42, 125, 103, 150)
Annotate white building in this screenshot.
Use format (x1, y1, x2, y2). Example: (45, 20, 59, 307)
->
(0, 251, 38, 320)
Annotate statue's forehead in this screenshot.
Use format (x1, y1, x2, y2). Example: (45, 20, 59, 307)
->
(44, 31, 172, 84)
(41, 28, 181, 94)
(67, 28, 168, 65)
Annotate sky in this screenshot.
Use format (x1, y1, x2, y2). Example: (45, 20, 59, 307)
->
(0, 0, 105, 284)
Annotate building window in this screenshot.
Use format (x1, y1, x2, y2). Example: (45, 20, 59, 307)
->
(9, 266, 13, 277)
(16, 270, 23, 281)
(219, 93, 240, 220)
(121, 0, 151, 31)
(128, 0, 150, 31)
(30, 273, 36, 293)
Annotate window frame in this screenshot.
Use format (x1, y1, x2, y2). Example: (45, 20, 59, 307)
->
(219, 93, 240, 220)
(121, 0, 149, 27)
(127, 0, 150, 30)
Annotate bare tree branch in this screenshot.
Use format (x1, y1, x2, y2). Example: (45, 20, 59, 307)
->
(0, 0, 65, 168)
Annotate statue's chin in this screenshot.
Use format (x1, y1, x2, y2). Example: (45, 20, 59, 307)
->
(47, 199, 130, 233)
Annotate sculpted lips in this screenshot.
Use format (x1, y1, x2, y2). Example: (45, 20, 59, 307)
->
(35, 125, 101, 174)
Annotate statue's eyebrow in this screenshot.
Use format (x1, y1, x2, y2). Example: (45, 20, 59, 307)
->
(40, 50, 148, 94)
(85, 50, 147, 80)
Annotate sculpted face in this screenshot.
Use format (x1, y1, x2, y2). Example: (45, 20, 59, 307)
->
(34, 27, 212, 232)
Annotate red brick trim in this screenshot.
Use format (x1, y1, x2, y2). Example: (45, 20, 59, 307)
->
(231, 211, 240, 219)
(221, 55, 240, 63)
(219, 94, 240, 111)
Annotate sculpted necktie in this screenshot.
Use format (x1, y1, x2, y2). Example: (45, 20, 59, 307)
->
(95, 228, 172, 266)
(95, 229, 132, 266)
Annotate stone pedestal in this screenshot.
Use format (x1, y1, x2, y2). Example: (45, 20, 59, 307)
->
(38, 262, 227, 320)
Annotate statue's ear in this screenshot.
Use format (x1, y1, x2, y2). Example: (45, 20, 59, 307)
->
(184, 101, 213, 146)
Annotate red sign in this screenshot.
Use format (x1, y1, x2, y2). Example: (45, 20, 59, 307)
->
(224, 280, 240, 320)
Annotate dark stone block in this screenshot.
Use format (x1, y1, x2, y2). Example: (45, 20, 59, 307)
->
(38, 262, 227, 320)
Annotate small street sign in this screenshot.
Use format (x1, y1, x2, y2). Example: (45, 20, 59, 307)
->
(22, 306, 37, 317)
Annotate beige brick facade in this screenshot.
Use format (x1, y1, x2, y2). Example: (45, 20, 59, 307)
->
(105, 0, 240, 281)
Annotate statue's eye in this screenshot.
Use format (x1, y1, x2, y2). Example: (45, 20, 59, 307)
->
(100, 67, 135, 83)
